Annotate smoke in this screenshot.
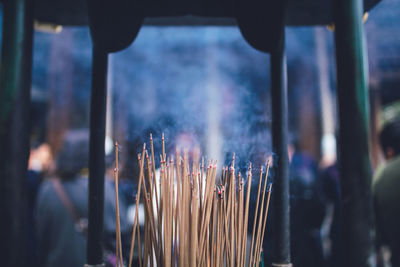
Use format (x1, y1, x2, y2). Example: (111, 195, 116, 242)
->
(112, 26, 272, 175)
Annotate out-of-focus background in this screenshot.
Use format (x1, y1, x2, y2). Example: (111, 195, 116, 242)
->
(1, 0, 400, 266)
(19, 0, 399, 174)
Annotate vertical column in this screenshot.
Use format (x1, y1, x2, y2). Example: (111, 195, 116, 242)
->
(0, 0, 34, 266)
(86, 46, 108, 267)
(270, 31, 291, 267)
(334, 0, 374, 266)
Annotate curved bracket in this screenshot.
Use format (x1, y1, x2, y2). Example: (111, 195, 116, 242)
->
(87, 0, 144, 53)
(235, 0, 287, 53)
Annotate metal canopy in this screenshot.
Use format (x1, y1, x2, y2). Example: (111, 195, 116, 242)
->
(35, 0, 381, 26)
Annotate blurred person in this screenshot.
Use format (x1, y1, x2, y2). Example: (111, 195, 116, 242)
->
(288, 140, 326, 267)
(317, 134, 343, 267)
(261, 140, 326, 267)
(319, 162, 343, 267)
(373, 119, 400, 266)
(35, 129, 130, 267)
(28, 142, 53, 205)
(27, 142, 53, 267)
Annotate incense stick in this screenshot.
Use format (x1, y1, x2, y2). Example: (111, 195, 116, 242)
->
(252, 162, 270, 267)
(113, 142, 123, 267)
(115, 135, 273, 267)
(241, 163, 252, 267)
(248, 165, 266, 267)
(256, 184, 273, 266)
(128, 144, 146, 267)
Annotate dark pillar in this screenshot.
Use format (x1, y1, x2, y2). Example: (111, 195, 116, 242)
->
(86, 46, 108, 266)
(334, 0, 374, 266)
(0, 0, 34, 266)
(270, 31, 291, 267)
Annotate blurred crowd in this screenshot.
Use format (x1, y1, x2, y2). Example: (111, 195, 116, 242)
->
(27, 118, 400, 267)
(28, 130, 133, 267)
(265, 117, 400, 267)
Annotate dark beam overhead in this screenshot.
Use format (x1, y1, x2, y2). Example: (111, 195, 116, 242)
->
(34, 0, 380, 26)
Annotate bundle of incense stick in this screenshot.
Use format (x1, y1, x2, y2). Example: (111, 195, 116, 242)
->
(113, 134, 273, 267)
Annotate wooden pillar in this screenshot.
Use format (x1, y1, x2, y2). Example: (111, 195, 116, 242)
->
(334, 0, 375, 266)
(86, 46, 108, 267)
(0, 0, 34, 265)
(271, 30, 292, 267)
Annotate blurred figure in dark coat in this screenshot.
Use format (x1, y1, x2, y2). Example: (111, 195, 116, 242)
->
(373, 119, 400, 266)
(35, 129, 129, 267)
(289, 142, 326, 267)
(26, 143, 53, 267)
(260, 140, 326, 267)
(319, 162, 343, 267)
